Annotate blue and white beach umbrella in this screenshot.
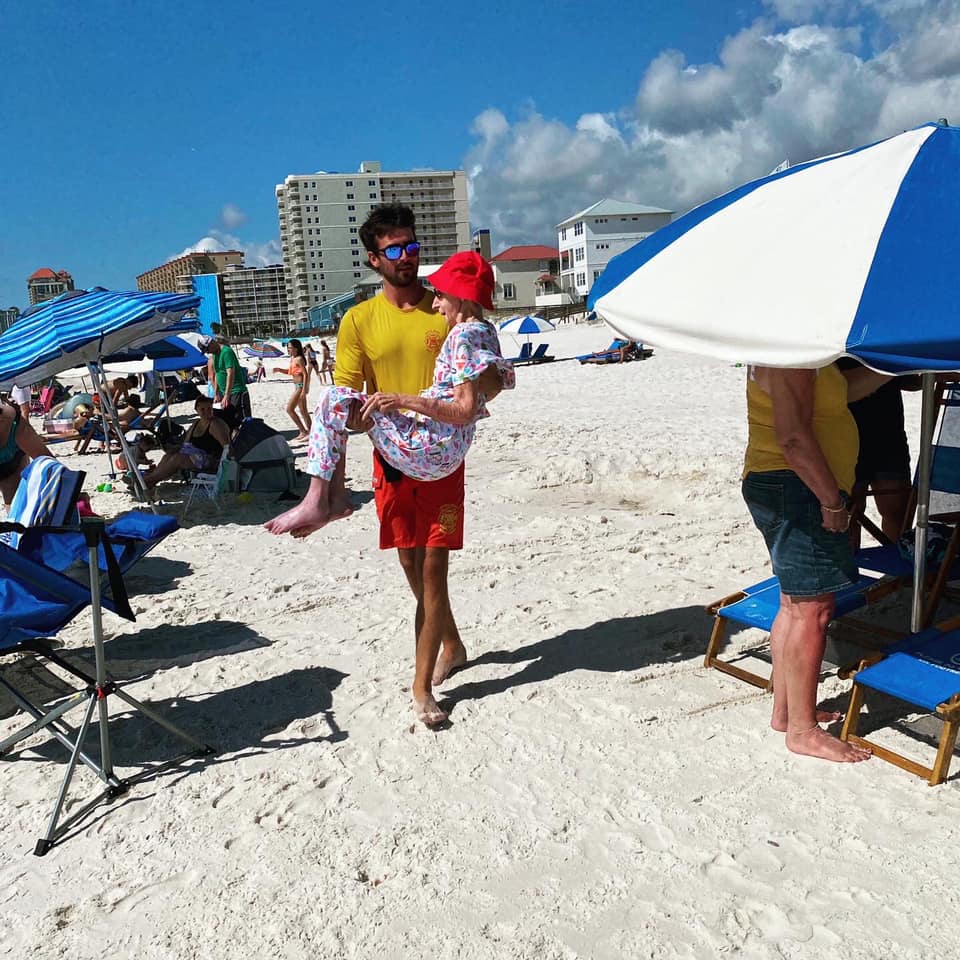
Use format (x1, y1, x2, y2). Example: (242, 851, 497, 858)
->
(498, 315, 555, 336)
(590, 120, 960, 631)
(589, 121, 960, 374)
(0, 288, 200, 390)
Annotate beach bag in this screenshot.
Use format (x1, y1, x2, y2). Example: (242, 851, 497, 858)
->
(897, 523, 953, 567)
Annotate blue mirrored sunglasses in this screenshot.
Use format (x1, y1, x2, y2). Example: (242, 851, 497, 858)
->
(377, 241, 421, 261)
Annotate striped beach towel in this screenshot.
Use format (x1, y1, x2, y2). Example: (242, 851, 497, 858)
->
(0, 456, 84, 549)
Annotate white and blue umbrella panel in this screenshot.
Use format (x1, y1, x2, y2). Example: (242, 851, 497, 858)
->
(589, 122, 960, 374)
(0, 288, 201, 390)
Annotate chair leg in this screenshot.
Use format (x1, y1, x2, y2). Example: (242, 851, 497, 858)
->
(704, 616, 728, 669)
(840, 683, 866, 742)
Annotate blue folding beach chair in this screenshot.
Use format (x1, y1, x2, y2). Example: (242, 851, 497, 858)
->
(0, 518, 212, 855)
(841, 621, 960, 784)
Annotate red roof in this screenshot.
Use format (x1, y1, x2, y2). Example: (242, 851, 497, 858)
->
(537, 273, 556, 282)
(490, 245, 559, 263)
(28, 267, 72, 281)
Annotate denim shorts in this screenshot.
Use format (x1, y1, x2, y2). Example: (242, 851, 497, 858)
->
(742, 470, 858, 599)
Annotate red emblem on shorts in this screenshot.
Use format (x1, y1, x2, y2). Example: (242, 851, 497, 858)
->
(424, 330, 443, 353)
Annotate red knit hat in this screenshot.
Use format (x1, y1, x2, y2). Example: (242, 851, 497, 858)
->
(428, 251, 495, 310)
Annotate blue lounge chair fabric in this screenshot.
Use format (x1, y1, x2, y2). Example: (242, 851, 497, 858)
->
(0, 518, 209, 854)
(506, 342, 532, 363)
(841, 624, 960, 784)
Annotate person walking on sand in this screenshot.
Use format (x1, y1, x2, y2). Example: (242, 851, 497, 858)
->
(273, 338, 312, 441)
(200, 336, 253, 430)
(320, 340, 334, 384)
(265, 252, 513, 532)
(265, 203, 475, 727)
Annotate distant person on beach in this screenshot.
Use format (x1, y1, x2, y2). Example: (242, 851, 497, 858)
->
(305, 342, 320, 379)
(0, 398, 54, 505)
(581, 339, 638, 364)
(266, 204, 482, 727)
(273, 338, 312, 441)
(200, 336, 252, 429)
(319, 340, 334, 384)
(10, 384, 32, 420)
(742, 362, 893, 764)
(266, 252, 512, 532)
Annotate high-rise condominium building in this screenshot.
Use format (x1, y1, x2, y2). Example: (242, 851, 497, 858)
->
(276, 161, 470, 321)
(27, 268, 74, 305)
(136, 250, 244, 295)
(220, 264, 289, 338)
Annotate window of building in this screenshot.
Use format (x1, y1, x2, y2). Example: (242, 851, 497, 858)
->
(354, 272, 362, 278)
(347, 204, 355, 211)
(595, 242, 609, 250)
(348, 216, 356, 223)
(502, 282, 516, 300)
(574, 248, 584, 262)
(351, 238, 359, 245)
(369, 193, 377, 199)
(574, 222, 584, 236)
(368, 179, 376, 186)
(576, 272, 586, 286)
(346, 180, 353, 187)
(346, 193, 354, 199)
(353, 260, 360, 267)
(561, 227, 567, 240)
(350, 227, 357, 233)
(593, 270, 602, 281)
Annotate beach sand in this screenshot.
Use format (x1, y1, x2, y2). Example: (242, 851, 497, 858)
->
(1, 324, 956, 959)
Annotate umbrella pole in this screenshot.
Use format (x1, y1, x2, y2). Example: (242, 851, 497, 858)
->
(87, 364, 156, 512)
(911, 372, 937, 633)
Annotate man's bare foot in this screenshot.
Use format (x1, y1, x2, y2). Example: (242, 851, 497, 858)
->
(433, 645, 467, 686)
(771, 709, 842, 732)
(413, 692, 448, 726)
(264, 499, 330, 537)
(785, 725, 871, 762)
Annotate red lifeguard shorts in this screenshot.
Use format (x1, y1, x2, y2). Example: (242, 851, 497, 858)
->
(372, 453, 464, 550)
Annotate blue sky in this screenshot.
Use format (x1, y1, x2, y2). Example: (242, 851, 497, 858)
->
(1, 0, 956, 309)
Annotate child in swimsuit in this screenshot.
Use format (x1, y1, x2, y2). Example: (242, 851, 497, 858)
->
(265, 251, 514, 537)
(274, 338, 312, 442)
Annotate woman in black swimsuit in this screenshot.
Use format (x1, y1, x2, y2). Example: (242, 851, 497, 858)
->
(143, 396, 230, 490)
(0, 400, 54, 505)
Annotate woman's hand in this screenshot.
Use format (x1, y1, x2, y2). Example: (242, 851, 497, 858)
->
(820, 497, 851, 533)
(360, 392, 408, 419)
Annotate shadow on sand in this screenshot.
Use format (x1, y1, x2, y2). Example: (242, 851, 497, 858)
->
(444, 604, 707, 709)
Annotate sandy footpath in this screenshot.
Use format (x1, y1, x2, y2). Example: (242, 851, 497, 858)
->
(0, 323, 957, 959)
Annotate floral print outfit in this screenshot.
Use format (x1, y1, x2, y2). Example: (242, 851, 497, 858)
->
(305, 319, 515, 482)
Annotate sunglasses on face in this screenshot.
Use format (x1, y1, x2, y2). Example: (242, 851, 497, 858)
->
(376, 241, 421, 261)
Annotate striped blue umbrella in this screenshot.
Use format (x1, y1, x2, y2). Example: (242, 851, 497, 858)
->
(589, 121, 960, 374)
(0, 288, 200, 390)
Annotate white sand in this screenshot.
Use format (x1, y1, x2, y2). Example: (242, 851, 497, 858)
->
(1, 324, 957, 959)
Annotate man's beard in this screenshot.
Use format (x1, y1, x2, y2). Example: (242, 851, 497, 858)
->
(385, 263, 418, 287)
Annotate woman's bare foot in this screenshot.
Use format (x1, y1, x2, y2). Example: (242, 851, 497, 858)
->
(264, 499, 330, 537)
(433, 645, 467, 686)
(293, 432, 310, 443)
(785, 726, 871, 762)
(771, 709, 841, 732)
(413, 692, 448, 726)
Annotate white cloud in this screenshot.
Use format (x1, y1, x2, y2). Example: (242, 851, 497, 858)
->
(172, 229, 282, 267)
(220, 203, 248, 230)
(465, 3, 960, 251)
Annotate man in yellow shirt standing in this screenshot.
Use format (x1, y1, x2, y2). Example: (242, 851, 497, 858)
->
(335, 203, 468, 726)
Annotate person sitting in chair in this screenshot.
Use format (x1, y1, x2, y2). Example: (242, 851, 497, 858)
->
(0, 398, 54, 505)
(143, 396, 230, 490)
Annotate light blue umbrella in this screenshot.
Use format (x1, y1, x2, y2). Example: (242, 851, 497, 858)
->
(0, 288, 200, 390)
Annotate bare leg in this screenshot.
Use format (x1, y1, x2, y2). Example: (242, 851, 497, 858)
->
(874, 484, 911, 542)
(773, 592, 871, 762)
(410, 548, 452, 725)
(770, 598, 842, 731)
(286, 390, 308, 439)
